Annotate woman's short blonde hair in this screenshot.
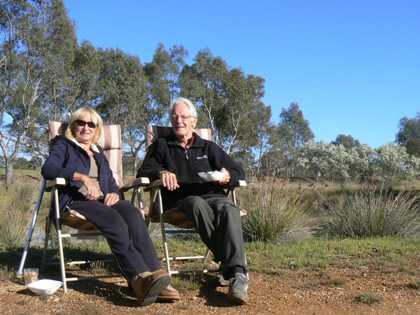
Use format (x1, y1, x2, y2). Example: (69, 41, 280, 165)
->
(65, 107, 103, 144)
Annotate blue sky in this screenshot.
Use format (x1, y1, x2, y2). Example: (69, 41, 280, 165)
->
(63, 0, 420, 149)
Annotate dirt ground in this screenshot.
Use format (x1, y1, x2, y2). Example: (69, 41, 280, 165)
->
(1, 264, 419, 315)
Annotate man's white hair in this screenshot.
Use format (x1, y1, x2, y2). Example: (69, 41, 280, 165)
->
(170, 97, 197, 117)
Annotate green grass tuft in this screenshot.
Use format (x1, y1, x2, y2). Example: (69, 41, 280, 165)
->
(356, 292, 382, 305)
(318, 187, 420, 238)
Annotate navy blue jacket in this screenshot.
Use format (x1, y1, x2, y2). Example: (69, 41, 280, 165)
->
(41, 136, 121, 218)
(137, 131, 245, 210)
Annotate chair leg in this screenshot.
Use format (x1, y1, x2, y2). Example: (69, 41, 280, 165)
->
(203, 249, 211, 263)
(17, 179, 46, 278)
(156, 189, 172, 274)
(56, 222, 67, 292)
(52, 186, 68, 293)
(41, 217, 52, 273)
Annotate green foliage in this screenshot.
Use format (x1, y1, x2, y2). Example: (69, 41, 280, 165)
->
(297, 141, 420, 182)
(319, 187, 420, 238)
(372, 143, 420, 180)
(356, 292, 382, 305)
(407, 280, 420, 290)
(0, 265, 14, 281)
(297, 140, 354, 180)
(0, 181, 40, 245)
(0, 0, 79, 187)
(144, 43, 188, 124)
(396, 112, 420, 157)
(239, 237, 420, 275)
(240, 184, 320, 243)
(333, 134, 361, 149)
(2, 1, 419, 185)
(276, 103, 315, 148)
(179, 48, 271, 159)
(266, 102, 314, 178)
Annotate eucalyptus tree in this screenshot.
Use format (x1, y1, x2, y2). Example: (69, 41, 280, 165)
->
(179, 48, 229, 140)
(0, 0, 77, 187)
(347, 143, 374, 181)
(25, 40, 100, 163)
(233, 105, 272, 180)
(217, 68, 272, 178)
(180, 48, 271, 169)
(297, 140, 351, 181)
(217, 68, 268, 154)
(143, 43, 188, 126)
(371, 143, 420, 181)
(269, 103, 314, 178)
(396, 112, 420, 158)
(332, 134, 361, 150)
(94, 48, 148, 175)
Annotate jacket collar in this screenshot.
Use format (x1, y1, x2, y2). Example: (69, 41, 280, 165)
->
(167, 131, 205, 148)
(68, 137, 100, 153)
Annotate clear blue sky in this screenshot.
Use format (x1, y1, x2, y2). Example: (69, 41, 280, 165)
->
(63, 0, 419, 149)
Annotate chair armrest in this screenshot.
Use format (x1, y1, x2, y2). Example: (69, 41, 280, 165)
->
(148, 179, 163, 188)
(143, 179, 246, 191)
(45, 178, 66, 192)
(120, 177, 150, 192)
(225, 180, 247, 189)
(237, 180, 247, 187)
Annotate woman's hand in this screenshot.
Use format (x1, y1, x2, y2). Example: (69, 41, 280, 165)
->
(83, 177, 101, 200)
(104, 192, 120, 206)
(73, 172, 101, 201)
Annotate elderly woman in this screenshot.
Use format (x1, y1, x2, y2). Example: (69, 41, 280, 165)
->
(41, 107, 179, 306)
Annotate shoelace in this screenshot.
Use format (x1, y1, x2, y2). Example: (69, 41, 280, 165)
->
(231, 273, 248, 290)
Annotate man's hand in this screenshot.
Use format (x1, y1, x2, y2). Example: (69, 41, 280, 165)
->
(104, 192, 120, 206)
(159, 170, 180, 191)
(217, 167, 231, 185)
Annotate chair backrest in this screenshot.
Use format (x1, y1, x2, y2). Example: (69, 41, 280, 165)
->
(146, 125, 212, 148)
(48, 121, 123, 187)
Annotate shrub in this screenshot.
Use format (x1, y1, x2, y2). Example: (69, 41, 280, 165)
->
(0, 181, 40, 246)
(240, 185, 320, 243)
(357, 292, 382, 305)
(319, 187, 420, 238)
(408, 280, 420, 290)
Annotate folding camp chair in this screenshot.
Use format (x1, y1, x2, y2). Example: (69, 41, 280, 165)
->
(134, 125, 246, 276)
(17, 121, 145, 293)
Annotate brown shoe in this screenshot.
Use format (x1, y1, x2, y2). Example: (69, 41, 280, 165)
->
(130, 270, 171, 306)
(157, 285, 181, 302)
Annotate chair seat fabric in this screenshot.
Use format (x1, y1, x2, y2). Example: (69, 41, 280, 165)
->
(150, 208, 194, 229)
(60, 210, 97, 231)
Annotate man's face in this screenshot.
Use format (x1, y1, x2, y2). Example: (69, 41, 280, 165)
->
(171, 103, 197, 139)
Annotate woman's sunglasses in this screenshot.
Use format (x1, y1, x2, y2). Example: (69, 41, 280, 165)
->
(75, 120, 96, 128)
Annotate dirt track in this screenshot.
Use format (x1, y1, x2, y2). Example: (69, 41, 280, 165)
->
(1, 265, 419, 315)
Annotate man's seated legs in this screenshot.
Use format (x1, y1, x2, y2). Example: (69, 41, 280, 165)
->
(176, 195, 248, 304)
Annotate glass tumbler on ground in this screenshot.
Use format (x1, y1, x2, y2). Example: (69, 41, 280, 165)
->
(23, 268, 39, 285)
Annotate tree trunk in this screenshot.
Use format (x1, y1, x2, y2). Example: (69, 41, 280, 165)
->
(5, 161, 14, 189)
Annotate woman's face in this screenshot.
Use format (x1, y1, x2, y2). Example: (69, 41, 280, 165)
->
(73, 114, 97, 145)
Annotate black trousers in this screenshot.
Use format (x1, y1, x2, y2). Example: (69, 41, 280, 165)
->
(69, 199, 161, 280)
(175, 195, 247, 277)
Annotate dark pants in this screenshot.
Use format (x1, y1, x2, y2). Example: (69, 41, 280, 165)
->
(69, 199, 161, 280)
(175, 195, 247, 276)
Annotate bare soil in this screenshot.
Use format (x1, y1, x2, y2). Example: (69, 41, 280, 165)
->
(1, 264, 419, 315)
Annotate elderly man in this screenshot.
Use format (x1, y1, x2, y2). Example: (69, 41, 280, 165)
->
(137, 97, 248, 304)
